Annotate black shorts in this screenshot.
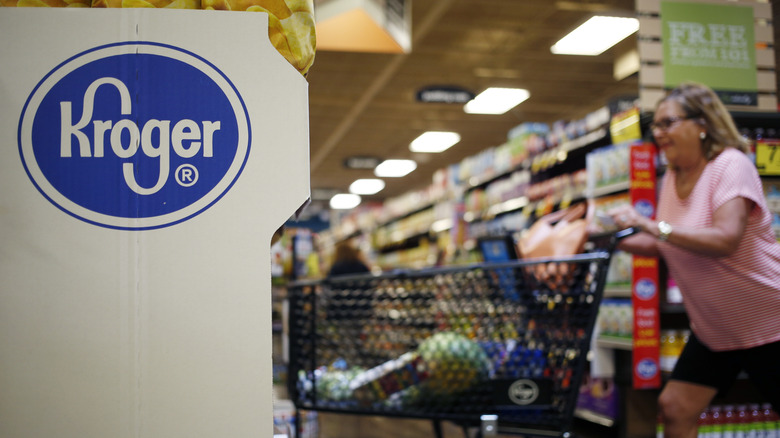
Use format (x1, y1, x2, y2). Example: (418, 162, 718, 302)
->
(670, 333, 780, 409)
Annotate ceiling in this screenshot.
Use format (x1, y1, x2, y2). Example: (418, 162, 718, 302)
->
(302, 0, 779, 219)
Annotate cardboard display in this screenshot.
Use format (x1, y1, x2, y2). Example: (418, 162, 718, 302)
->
(0, 8, 309, 437)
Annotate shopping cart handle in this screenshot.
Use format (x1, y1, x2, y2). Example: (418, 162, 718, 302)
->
(614, 226, 641, 240)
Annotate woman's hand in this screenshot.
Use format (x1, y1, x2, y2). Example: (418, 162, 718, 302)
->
(608, 204, 657, 236)
(607, 204, 662, 257)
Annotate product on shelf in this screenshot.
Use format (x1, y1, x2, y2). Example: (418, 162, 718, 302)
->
(688, 404, 780, 438)
(598, 299, 633, 338)
(659, 329, 689, 373)
(586, 142, 631, 196)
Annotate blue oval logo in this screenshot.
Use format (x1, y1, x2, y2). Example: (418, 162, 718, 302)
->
(634, 199, 655, 218)
(18, 42, 251, 230)
(636, 358, 659, 379)
(635, 278, 657, 300)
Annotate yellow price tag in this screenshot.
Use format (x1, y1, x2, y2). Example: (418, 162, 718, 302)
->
(756, 141, 780, 176)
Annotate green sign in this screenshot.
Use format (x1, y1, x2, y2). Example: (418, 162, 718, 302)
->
(661, 1, 757, 104)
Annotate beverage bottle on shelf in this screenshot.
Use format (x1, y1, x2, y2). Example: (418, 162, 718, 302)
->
(747, 404, 764, 438)
(657, 411, 665, 438)
(699, 409, 713, 438)
(711, 405, 725, 438)
(736, 405, 749, 438)
(764, 404, 780, 438)
(723, 405, 737, 438)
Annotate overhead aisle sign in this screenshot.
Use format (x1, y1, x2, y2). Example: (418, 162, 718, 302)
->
(0, 9, 310, 438)
(661, 1, 758, 106)
(637, 0, 777, 112)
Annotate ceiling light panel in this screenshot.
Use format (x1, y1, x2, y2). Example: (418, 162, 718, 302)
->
(550, 16, 640, 56)
(374, 159, 417, 177)
(463, 87, 531, 115)
(330, 193, 362, 209)
(409, 131, 461, 153)
(349, 178, 386, 195)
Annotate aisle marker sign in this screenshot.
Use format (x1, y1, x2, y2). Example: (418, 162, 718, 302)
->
(630, 143, 661, 389)
(756, 140, 780, 176)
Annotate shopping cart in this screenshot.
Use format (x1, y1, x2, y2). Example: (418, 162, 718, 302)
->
(286, 229, 635, 438)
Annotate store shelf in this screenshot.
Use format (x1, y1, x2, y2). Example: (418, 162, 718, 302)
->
(464, 164, 530, 192)
(589, 180, 630, 198)
(574, 408, 616, 428)
(660, 303, 687, 314)
(464, 196, 530, 223)
(597, 335, 633, 351)
(560, 128, 610, 153)
(604, 285, 632, 298)
(376, 201, 437, 229)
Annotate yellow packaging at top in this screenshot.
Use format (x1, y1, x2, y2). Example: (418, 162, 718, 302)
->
(0, 0, 314, 76)
(1, 0, 90, 7)
(201, 0, 316, 76)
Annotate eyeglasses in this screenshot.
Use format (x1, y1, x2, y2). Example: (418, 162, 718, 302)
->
(650, 116, 690, 132)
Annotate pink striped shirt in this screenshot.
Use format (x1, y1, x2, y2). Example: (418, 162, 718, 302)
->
(657, 147, 780, 351)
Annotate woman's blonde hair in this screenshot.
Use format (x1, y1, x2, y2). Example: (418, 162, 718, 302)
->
(659, 82, 750, 160)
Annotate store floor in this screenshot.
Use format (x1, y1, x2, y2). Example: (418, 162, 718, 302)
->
(315, 412, 614, 438)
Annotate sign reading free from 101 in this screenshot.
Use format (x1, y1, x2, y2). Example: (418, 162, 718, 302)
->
(661, 1, 757, 105)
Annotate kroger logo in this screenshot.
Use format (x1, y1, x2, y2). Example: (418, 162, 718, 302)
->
(635, 278, 657, 300)
(634, 199, 655, 218)
(508, 379, 539, 405)
(18, 42, 250, 230)
(636, 358, 659, 379)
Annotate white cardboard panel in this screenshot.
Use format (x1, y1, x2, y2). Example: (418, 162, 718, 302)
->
(0, 8, 309, 438)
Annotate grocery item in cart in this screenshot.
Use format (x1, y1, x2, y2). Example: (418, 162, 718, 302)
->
(348, 331, 492, 406)
(416, 331, 492, 400)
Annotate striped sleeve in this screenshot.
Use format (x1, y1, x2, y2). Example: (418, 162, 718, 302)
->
(710, 148, 765, 213)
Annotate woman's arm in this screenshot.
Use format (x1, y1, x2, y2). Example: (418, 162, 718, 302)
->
(610, 196, 752, 257)
(615, 232, 662, 257)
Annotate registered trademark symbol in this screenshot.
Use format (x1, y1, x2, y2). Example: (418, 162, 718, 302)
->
(176, 164, 199, 187)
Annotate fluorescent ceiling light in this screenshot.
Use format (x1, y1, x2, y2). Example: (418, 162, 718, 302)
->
(464, 87, 530, 115)
(330, 193, 361, 209)
(349, 178, 386, 195)
(410, 131, 461, 153)
(374, 159, 417, 177)
(551, 16, 640, 56)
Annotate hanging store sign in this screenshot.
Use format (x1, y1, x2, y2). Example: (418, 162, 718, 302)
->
(344, 155, 382, 169)
(416, 86, 475, 104)
(661, 1, 758, 105)
(756, 139, 780, 176)
(629, 143, 662, 390)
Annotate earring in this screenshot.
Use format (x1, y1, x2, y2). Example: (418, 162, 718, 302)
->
(699, 131, 706, 140)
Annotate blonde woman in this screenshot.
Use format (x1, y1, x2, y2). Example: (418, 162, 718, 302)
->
(610, 82, 780, 438)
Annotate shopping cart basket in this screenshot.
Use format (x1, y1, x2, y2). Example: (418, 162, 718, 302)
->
(286, 229, 635, 438)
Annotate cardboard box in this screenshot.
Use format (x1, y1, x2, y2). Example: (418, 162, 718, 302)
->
(0, 8, 309, 437)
